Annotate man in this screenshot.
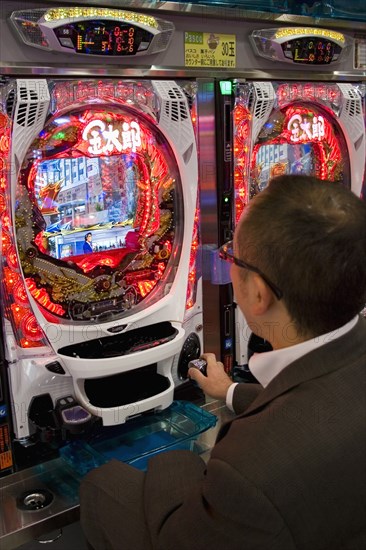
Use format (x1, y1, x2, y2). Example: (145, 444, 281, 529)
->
(83, 232, 93, 254)
(80, 175, 366, 550)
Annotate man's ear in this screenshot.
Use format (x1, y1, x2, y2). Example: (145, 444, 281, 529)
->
(250, 273, 275, 315)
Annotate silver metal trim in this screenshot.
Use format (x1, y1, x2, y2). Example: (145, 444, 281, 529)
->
(1, 63, 365, 80)
(0, 458, 80, 549)
(4, 0, 366, 31)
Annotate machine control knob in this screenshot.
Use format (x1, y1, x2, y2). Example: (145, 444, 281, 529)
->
(188, 358, 207, 377)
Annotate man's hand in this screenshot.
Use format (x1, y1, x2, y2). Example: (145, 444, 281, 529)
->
(188, 352, 233, 401)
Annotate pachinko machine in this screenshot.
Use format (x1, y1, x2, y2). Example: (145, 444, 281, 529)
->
(0, 77, 203, 450)
(232, 80, 365, 367)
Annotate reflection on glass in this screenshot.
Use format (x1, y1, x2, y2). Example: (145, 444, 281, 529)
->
(34, 155, 140, 259)
(14, 106, 183, 321)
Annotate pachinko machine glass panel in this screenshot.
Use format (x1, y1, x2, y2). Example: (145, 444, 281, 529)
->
(232, 81, 365, 367)
(16, 105, 182, 324)
(0, 79, 200, 446)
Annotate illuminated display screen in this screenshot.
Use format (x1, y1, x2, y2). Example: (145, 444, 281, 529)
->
(282, 38, 342, 64)
(15, 106, 183, 321)
(54, 20, 153, 55)
(250, 105, 349, 195)
(35, 155, 140, 260)
(232, 85, 351, 226)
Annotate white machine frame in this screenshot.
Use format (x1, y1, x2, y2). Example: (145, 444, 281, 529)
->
(234, 80, 365, 367)
(4, 78, 200, 438)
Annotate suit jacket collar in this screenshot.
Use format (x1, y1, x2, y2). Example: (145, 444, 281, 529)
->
(216, 316, 366, 443)
(242, 315, 366, 417)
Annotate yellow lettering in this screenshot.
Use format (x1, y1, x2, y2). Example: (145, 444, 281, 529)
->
(275, 28, 345, 43)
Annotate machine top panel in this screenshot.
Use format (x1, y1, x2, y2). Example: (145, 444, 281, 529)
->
(1, 1, 365, 78)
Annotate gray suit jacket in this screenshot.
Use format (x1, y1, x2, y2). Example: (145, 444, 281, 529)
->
(144, 316, 366, 549)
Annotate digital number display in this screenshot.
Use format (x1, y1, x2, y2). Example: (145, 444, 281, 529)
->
(282, 37, 342, 64)
(54, 20, 153, 55)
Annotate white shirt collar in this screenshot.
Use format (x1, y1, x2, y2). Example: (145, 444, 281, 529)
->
(249, 316, 359, 388)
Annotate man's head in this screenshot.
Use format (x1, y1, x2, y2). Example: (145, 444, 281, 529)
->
(85, 232, 92, 242)
(233, 175, 366, 340)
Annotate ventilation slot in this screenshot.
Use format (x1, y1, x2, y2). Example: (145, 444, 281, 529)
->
(19, 88, 38, 105)
(254, 103, 266, 120)
(164, 101, 188, 122)
(6, 89, 15, 118)
(344, 99, 362, 118)
(19, 86, 39, 102)
(38, 103, 48, 120)
(182, 89, 194, 111)
(16, 103, 40, 127)
(247, 90, 255, 111)
(168, 89, 177, 100)
(252, 83, 275, 121)
(16, 104, 28, 127)
(19, 87, 28, 101)
(345, 89, 360, 100)
(16, 87, 41, 127)
(28, 103, 38, 126)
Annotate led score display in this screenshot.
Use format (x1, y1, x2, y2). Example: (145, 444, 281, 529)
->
(54, 20, 153, 55)
(283, 37, 342, 64)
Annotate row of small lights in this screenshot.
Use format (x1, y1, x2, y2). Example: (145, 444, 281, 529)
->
(0, 113, 45, 348)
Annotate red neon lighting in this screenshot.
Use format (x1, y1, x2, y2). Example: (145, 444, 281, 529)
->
(125, 269, 157, 284)
(26, 279, 66, 316)
(1, 213, 11, 232)
(327, 87, 341, 103)
(303, 83, 315, 100)
(186, 202, 200, 310)
(3, 267, 20, 293)
(277, 83, 341, 109)
(285, 107, 326, 143)
(97, 81, 115, 97)
(0, 113, 7, 129)
(137, 280, 157, 297)
(156, 262, 165, 280)
(53, 82, 74, 111)
(0, 134, 9, 154)
(70, 249, 139, 273)
(135, 158, 154, 237)
(26, 162, 39, 195)
(6, 246, 19, 270)
(33, 232, 49, 255)
(17, 102, 176, 316)
(53, 81, 154, 117)
(11, 303, 29, 327)
(13, 280, 29, 305)
(0, 193, 5, 215)
(19, 338, 44, 348)
(76, 82, 96, 101)
(236, 120, 250, 143)
(234, 105, 250, 125)
(1, 230, 11, 251)
(233, 101, 343, 226)
(283, 106, 341, 180)
(21, 312, 44, 341)
(75, 111, 143, 157)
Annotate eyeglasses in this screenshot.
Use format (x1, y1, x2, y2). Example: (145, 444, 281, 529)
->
(219, 240, 283, 300)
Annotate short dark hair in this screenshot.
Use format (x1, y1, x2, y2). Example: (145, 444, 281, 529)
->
(237, 175, 366, 337)
(85, 232, 92, 241)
